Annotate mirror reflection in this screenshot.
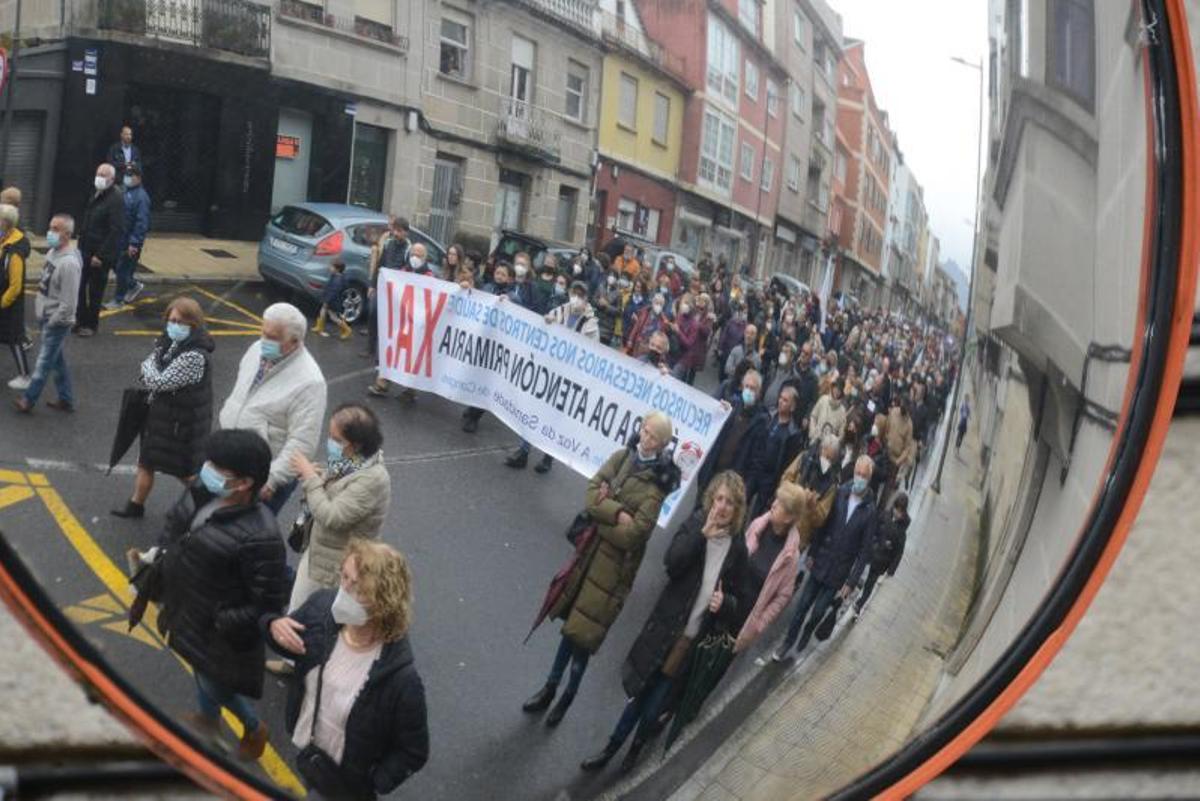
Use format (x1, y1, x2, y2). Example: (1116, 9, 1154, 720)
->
(0, 0, 1151, 798)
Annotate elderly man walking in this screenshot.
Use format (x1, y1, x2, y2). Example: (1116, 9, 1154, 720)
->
(74, 163, 125, 336)
(772, 454, 877, 661)
(219, 303, 327, 515)
(13, 215, 80, 412)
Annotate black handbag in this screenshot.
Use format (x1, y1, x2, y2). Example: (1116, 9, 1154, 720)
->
(814, 598, 842, 642)
(564, 512, 591, 546)
(288, 509, 313, 554)
(295, 662, 353, 795)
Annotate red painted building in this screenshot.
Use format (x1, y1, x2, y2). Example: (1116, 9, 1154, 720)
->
(637, 0, 787, 275)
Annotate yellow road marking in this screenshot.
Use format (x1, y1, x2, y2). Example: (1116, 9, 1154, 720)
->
(32, 482, 306, 796)
(189, 284, 265, 325)
(0, 469, 29, 484)
(63, 593, 164, 649)
(0, 484, 35, 510)
(113, 330, 259, 337)
(99, 296, 160, 319)
(203, 315, 263, 330)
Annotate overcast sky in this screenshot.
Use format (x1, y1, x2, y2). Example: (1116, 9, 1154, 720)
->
(831, 0, 988, 290)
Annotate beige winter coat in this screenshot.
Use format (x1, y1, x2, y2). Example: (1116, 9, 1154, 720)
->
(301, 451, 392, 586)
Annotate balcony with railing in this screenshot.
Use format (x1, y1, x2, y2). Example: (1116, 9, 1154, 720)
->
(599, 10, 687, 83)
(496, 98, 562, 163)
(276, 0, 409, 52)
(509, 0, 599, 39)
(97, 0, 271, 59)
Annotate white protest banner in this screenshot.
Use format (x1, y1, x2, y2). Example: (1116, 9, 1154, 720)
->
(375, 271, 729, 528)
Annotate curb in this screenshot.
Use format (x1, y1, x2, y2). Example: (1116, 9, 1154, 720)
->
(136, 273, 267, 287)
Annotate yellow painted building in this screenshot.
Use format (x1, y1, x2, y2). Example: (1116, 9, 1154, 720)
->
(597, 51, 687, 183)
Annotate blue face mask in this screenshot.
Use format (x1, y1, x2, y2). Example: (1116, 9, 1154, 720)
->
(851, 476, 869, 496)
(45, 230, 61, 249)
(166, 322, 191, 342)
(199, 462, 232, 498)
(260, 338, 283, 361)
(123, 176, 134, 188)
(741, 388, 756, 406)
(327, 438, 345, 462)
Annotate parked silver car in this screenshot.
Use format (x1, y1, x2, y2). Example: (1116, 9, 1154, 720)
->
(257, 203, 446, 324)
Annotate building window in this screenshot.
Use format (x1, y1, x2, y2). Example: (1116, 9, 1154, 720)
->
(787, 154, 801, 192)
(745, 60, 759, 100)
(740, 142, 755, 181)
(761, 156, 774, 191)
(700, 106, 736, 192)
(791, 82, 805, 120)
(812, 98, 826, 143)
(554, 185, 578, 241)
(766, 79, 780, 117)
(653, 92, 670, 145)
(510, 35, 535, 106)
(617, 197, 637, 232)
(793, 7, 805, 47)
(738, 0, 759, 35)
(1047, 0, 1094, 109)
(616, 198, 660, 240)
(439, 15, 470, 79)
(835, 147, 847, 182)
(618, 72, 638, 129)
(808, 161, 828, 210)
(565, 61, 588, 123)
(707, 15, 740, 106)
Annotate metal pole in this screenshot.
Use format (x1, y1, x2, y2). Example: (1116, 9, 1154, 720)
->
(0, 0, 23, 185)
(345, 115, 357, 205)
(931, 57, 983, 495)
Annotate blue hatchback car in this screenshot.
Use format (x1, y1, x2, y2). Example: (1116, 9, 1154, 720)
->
(257, 203, 446, 324)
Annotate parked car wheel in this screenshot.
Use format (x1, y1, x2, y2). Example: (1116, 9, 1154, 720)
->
(339, 283, 367, 324)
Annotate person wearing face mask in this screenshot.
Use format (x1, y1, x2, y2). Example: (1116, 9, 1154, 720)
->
(402, 241, 432, 276)
(884, 397, 915, 495)
(854, 492, 909, 619)
(772, 455, 877, 662)
(364, 217, 410, 354)
(622, 290, 671, 359)
(220, 303, 328, 515)
(620, 278, 650, 346)
(265, 539, 429, 798)
(762, 342, 798, 410)
(669, 293, 710, 386)
(701, 370, 769, 493)
(592, 265, 623, 346)
(0, 203, 30, 389)
(715, 302, 749, 383)
(154, 429, 288, 759)
(807, 381, 847, 443)
(532, 255, 564, 314)
(524, 415, 680, 727)
(265, 404, 391, 676)
(747, 386, 806, 520)
(74, 163, 126, 337)
(461, 264, 517, 433)
(110, 297, 214, 519)
(723, 323, 761, 379)
(580, 471, 748, 774)
(13, 214, 81, 412)
(106, 163, 151, 309)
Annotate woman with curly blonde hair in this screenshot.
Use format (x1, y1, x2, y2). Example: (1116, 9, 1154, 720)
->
(264, 539, 429, 799)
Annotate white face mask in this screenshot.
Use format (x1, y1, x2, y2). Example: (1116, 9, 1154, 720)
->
(409, 255, 425, 270)
(870, 424, 879, 438)
(778, 354, 790, 366)
(515, 264, 529, 278)
(331, 586, 369, 627)
(570, 296, 586, 312)
(819, 456, 832, 473)
(652, 302, 664, 314)
(679, 303, 691, 315)
(94, 175, 109, 191)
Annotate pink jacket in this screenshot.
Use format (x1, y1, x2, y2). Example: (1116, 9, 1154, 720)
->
(735, 512, 802, 653)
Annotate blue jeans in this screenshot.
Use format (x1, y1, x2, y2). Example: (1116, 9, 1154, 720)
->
(194, 671, 259, 730)
(546, 635, 590, 695)
(610, 671, 675, 747)
(780, 574, 838, 655)
(23, 322, 73, 406)
(114, 252, 139, 301)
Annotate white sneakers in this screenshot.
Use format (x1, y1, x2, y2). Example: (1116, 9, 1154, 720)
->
(7, 375, 31, 390)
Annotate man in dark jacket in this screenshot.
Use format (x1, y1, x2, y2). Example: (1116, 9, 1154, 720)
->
(107, 164, 151, 308)
(698, 369, 769, 492)
(462, 263, 516, 433)
(773, 455, 877, 661)
(748, 386, 805, 519)
(74, 163, 125, 336)
(782, 341, 820, 427)
(154, 429, 288, 760)
(106, 125, 142, 174)
(854, 492, 909, 617)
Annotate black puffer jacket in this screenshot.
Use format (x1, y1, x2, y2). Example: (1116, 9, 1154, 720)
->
(620, 509, 749, 699)
(78, 183, 126, 263)
(265, 590, 429, 800)
(140, 332, 215, 478)
(156, 486, 288, 698)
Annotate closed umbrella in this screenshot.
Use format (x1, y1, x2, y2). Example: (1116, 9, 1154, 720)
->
(107, 387, 150, 474)
(662, 630, 738, 754)
(523, 524, 597, 644)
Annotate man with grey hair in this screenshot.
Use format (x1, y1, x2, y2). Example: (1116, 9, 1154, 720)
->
(15, 215, 81, 412)
(773, 454, 877, 661)
(74, 162, 125, 336)
(219, 302, 327, 514)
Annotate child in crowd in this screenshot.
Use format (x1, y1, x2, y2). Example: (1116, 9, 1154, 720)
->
(313, 260, 351, 339)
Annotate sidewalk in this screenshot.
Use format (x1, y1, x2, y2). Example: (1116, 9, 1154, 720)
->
(24, 234, 261, 284)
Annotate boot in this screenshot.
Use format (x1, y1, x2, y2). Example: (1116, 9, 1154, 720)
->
(619, 737, 646, 774)
(312, 315, 326, 336)
(580, 739, 621, 772)
(534, 454, 554, 474)
(505, 449, 529, 469)
(236, 721, 269, 761)
(522, 683, 557, 713)
(337, 318, 353, 340)
(111, 500, 145, 519)
(545, 691, 575, 727)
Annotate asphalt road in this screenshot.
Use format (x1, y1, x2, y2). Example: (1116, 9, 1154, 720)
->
(0, 280, 712, 801)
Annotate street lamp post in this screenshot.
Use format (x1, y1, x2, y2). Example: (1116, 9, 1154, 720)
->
(931, 55, 984, 495)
